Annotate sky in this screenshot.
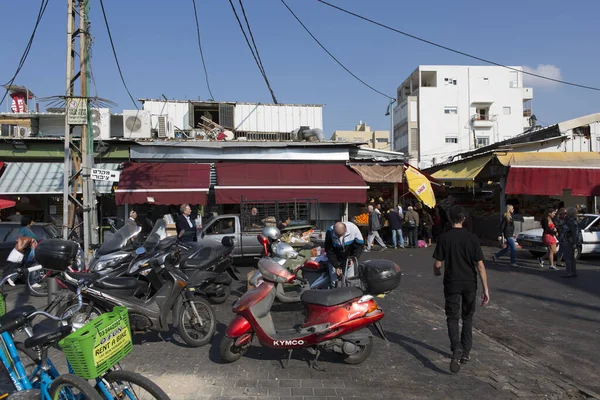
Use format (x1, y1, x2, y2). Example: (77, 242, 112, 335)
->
(1, 0, 599, 137)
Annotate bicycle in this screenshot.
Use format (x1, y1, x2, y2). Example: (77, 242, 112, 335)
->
(1, 268, 170, 399)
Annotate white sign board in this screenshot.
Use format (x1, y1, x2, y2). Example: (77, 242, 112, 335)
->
(90, 168, 121, 182)
(67, 97, 88, 125)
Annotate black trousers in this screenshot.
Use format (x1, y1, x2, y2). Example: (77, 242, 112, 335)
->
(444, 282, 477, 355)
(407, 227, 418, 247)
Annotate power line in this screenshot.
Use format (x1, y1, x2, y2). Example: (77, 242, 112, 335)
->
(238, 0, 267, 77)
(281, 0, 393, 100)
(99, 0, 139, 109)
(317, 0, 600, 92)
(227, 0, 278, 103)
(191, 0, 215, 101)
(0, 0, 49, 109)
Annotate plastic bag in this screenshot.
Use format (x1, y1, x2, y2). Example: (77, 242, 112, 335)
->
(7, 248, 24, 263)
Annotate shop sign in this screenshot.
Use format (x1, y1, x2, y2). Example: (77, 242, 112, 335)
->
(67, 97, 88, 125)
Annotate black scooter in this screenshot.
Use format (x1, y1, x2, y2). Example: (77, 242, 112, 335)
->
(58, 242, 217, 347)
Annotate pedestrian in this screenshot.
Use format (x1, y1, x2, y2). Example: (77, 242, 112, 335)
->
(562, 207, 580, 278)
(422, 210, 434, 247)
(539, 208, 559, 270)
(325, 221, 364, 288)
(385, 207, 404, 249)
(433, 205, 490, 374)
(554, 208, 567, 266)
(176, 204, 197, 243)
(8, 210, 21, 222)
(366, 205, 386, 252)
(4, 216, 38, 287)
(126, 210, 138, 227)
(432, 207, 442, 239)
(404, 206, 419, 248)
(492, 205, 519, 267)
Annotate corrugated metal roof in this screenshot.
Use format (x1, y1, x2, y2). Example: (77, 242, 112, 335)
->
(0, 162, 119, 194)
(138, 98, 325, 107)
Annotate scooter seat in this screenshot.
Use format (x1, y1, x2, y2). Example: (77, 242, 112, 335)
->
(301, 287, 363, 307)
(181, 247, 216, 270)
(95, 277, 141, 290)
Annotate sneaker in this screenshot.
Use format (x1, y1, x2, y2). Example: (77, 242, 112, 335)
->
(399, 245, 405, 249)
(450, 349, 462, 374)
(510, 263, 520, 268)
(492, 255, 498, 263)
(31, 283, 42, 289)
(549, 265, 558, 270)
(459, 355, 471, 364)
(7, 278, 15, 287)
(537, 257, 544, 267)
(364, 249, 371, 252)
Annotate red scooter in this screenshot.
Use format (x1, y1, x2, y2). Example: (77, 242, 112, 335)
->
(220, 256, 401, 367)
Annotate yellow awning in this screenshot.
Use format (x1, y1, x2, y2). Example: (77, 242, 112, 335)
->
(431, 155, 493, 181)
(496, 152, 600, 168)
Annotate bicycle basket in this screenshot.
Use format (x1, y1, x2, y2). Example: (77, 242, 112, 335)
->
(0, 293, 5, 317)
(58, 306, 132, 379)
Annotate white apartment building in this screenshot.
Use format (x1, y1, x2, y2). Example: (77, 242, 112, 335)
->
(393, 65, 533, 168)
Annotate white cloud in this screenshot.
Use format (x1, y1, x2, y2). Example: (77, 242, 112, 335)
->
(522, 64, 562, 88)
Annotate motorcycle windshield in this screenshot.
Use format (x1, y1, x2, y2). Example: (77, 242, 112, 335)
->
(97, 224, 142, 256)
(143, 219, 167, 250)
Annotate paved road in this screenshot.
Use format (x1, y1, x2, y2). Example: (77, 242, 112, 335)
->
(1, 245, 598, 399)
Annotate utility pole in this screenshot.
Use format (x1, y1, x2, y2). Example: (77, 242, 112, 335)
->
(63, 0, 97, 266)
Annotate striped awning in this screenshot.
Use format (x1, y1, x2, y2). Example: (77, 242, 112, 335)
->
(0, 162, 119, 195)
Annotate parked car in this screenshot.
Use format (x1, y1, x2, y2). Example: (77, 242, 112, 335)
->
(516, 214, 600, 260)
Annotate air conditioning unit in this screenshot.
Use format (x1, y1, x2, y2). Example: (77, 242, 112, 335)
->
(157, 115, 174, 138)
(123, 110, 151, 139)
(90, 108, 111, 140)
(14, 126, 32, 138)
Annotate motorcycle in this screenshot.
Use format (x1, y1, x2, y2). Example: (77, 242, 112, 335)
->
(58, 227, 217, 347)
(220, 257, 401, 367)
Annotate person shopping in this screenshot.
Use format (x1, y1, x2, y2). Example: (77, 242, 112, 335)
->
(366, 205, 386, 252)
(562, 207, 580, 278)
(539, 209, 559, 270)
(492, 205, 519, 267)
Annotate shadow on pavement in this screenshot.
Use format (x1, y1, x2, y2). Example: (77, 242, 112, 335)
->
(497, 288, 600, 314)
(383, 330, 451, 375)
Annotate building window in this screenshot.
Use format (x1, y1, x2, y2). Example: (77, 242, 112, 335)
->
(353, 136, 363, 141)
(445, 137, 458, 144)
(476, 107, 489, 120)
(444, 106, 458, 114)
(477, 137, 490, 147)
(509, 71, 519, 88)
(376, 138, 389, 143)
(523, 99, 532, 117)
(503, 106, 511, 115)
(444, 78, 457, 86)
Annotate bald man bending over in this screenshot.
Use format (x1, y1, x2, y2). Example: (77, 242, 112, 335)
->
(324, 221, 365, 288)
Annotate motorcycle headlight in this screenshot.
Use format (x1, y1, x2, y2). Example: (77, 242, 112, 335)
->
(282, 251, 299, 259)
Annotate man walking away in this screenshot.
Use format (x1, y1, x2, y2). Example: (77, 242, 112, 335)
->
(433, 205, 490, 374)
(325, 221, 364, 288)
(405, 206, 419, 247)
(386, 207, 404, 249)
(562, 207, 580, 278)
(366, 205, 386, 252)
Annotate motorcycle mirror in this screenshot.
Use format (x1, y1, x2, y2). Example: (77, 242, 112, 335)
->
(221, 236, 235, 247)
(135, 247, 146, 255)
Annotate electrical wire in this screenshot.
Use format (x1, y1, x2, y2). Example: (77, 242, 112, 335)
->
(191, 0, 215, 101)
(227, 0, 278, 104)
(238, 0, 267, 77)
(0, 0, 49, 109)
(316, 0, 600, 92)
(99, 0, 139, 109)
(281, 0, 393, 100)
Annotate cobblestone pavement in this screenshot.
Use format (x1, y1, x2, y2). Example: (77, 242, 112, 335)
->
(2, 246, 598, 399)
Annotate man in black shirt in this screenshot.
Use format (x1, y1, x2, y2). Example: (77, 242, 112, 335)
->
(433, 205, 490, 374)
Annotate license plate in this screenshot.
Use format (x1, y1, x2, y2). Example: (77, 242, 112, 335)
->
(521, 240, 532, 247)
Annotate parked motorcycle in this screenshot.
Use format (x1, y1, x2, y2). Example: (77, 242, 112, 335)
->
(58, 227, 217, 347)
(88, 223, 143, 274)
(220, 257, 401, 366)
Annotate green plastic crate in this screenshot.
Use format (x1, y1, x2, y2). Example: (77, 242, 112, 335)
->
(58, 306, 132, 379)
(0, 293, 5, 317)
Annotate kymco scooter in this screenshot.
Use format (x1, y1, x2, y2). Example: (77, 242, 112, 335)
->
(220, 257, 390, 367)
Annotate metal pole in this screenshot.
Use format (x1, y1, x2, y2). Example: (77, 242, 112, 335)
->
(390, 99, 395, 152)
(62, 0, 75, 240)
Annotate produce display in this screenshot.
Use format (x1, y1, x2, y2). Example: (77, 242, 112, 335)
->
(353, 213, 369, 225)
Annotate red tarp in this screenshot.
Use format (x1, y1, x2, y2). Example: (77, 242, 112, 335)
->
(505, 167, 600, 196)
(115, 163, 210, 205)
(215, 163, 368, 204)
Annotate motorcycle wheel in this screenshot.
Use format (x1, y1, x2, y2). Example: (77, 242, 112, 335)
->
(27, 267, 49, 297)
(219, 335, 248, 363)
(59, 299, 105, 330)
(178, 295, 216, 347)
(209, 284, 231, 304)
(343, 336, 374, 365)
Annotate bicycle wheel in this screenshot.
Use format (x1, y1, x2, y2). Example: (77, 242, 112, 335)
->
(99, 370, 170, 400)
(27, 266, 49, 297)
(48, 373, 103, 400)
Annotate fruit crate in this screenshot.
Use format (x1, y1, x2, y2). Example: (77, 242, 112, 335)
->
(58, 306, 132, 379)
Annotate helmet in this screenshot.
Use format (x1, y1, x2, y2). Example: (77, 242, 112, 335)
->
(262, 226, 281, 241)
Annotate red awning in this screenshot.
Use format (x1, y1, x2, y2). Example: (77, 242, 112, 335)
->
(505, 167, 600, 196)
(215, 163, 368, 204)
(115, 163, 210, 205)
(0, 199, 15, 210)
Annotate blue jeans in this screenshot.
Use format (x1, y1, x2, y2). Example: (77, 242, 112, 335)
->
(495, 237, 516, 264)
(328, 262, 339, 288)
(392, 229, 404, 248)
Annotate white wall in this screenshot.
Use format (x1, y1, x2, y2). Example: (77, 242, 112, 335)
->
(233, 104, 323, 132)
(396, 65, 532, 168)
(142, 101, 191, 131)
